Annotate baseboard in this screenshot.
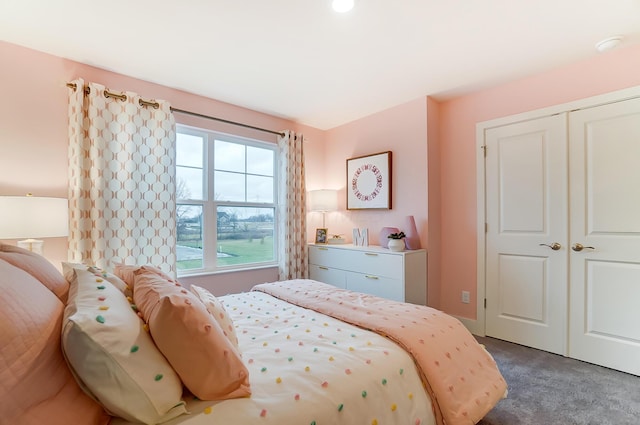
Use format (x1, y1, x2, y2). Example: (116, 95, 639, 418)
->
(454, 315, 484, 337)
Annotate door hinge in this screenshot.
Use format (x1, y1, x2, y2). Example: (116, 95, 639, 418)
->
(481, 145, 487, 157)
(484, 298, 487, 309)
(485, 222, 488, 233)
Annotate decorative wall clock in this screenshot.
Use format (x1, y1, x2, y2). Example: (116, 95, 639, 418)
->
(346, 151, 392, 210)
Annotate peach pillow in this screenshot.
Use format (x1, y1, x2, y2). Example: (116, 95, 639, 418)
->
(190, 285, 240, 349)
(0, 243, 69, 302)
(0, 259, 108, 425)
(62, 265, 187, 424)
(133, 271, 251, 400)
(114, 263, 174, 290)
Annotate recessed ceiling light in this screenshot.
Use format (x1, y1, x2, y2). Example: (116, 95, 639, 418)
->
(595, 36, 623, 53)
(332, 0, 354, 13)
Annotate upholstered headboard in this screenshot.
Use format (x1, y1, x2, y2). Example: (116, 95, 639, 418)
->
(0, 243, 256, 425)
(0, 243, 109, 425)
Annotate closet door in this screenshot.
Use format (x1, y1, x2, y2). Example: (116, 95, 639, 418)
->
(568, 97, 640, 376)
(485, 114, 568, 355)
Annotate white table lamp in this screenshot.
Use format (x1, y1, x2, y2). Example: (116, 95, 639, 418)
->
(0, 195, 69, 255)
(308, 189, 338, 228)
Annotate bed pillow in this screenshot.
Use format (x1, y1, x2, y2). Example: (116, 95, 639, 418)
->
(133, 270, 251, 400)
(62, 265, 187, 424)
(0, 242, 69, 302)
(190, 284, 240, 349)
(62, 262, 132, 297)
(114, 263, 174, 290)
(0, 259, 109, 425)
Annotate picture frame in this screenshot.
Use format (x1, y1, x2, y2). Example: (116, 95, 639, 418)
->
(315, 228, 328, 244)
(346, 151, 392, 210)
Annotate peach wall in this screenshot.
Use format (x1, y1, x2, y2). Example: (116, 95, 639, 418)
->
(438, 44, 640, 320)
(426, 97, 441, 309)
(5, 39, 640, 310)
(311, 98, 432, 303)
(0, 41, 324, 294)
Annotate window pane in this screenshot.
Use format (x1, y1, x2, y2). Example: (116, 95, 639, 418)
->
(216, 206, 274, 267)
(247, 175, 273, 203)
(176, 125, 278, 276)
(176, 166, 203, 200)
(214, 171, 245, 201)
(215, 140, 245, 173)
(247, 146, 274, 176)
(176, 133, 203, 168)
(176, 204, 203, 270)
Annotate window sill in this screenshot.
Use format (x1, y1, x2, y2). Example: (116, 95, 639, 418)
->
(177, 263, 278, 279)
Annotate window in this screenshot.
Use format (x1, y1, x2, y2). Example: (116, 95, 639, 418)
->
(175, 125, 277, 274)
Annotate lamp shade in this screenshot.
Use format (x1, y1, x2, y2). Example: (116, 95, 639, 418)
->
(0, 196, 69, 239)
(308, 190, 338, 212)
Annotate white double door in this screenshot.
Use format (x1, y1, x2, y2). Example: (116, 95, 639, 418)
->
(485, 96, 640, 375)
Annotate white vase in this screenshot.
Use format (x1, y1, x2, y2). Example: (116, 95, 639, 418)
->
(379, 227, 399, 248)
(388, 239, 405, 252)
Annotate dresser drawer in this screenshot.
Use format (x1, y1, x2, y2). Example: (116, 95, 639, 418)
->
(347, 250, 402, 279)
(309, 264, 347, 289)
(308, 245, 340, 266)
(309, 245, 403, 279)
(345, 272, 404, 302)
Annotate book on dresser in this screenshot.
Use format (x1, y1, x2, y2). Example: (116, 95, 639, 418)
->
(308, 244, 427, 305)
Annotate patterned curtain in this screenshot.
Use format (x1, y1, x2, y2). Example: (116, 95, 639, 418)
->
(277, 130, 308, 280)
(67, 78, 177, 275)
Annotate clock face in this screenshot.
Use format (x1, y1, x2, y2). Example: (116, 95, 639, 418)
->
(351, 163, 383, 202)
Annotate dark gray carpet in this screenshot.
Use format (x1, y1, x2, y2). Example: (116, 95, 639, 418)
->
(476, 336, 640, 425)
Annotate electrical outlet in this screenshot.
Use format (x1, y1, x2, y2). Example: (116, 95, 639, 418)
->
(461, 291, 470, 304)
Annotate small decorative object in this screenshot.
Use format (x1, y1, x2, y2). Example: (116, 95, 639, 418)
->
(352, 228, 369, 246)
(387, 232, 406, 252)
(378, 227, 399, 248)
(403, 215, 421, 250)
(315, 228, 328, 244)
(327, 234, 346, 244)
(347, 151, 392, 210)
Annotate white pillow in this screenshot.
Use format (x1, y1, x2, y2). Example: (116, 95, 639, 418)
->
(62, 265, 187, 424)
(62, 262, 131, 296)
(190, 285, 240, 349)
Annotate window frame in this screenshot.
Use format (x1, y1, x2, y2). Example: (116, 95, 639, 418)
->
(176, 124, 279, 276)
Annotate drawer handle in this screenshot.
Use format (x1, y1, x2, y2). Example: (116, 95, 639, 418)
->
(364, 253, 378, 257)
(318, 266, 329, 270)
(365, 275, 379, 280)
(318, 247, 329, 251)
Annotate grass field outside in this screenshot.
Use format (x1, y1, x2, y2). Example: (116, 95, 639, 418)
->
(177, 236, 275, 270)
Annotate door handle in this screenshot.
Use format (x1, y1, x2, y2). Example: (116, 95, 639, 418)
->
(572, 243, 595, 252)
(539, 242, 561, 251)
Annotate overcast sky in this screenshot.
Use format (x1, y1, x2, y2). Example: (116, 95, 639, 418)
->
(176, 132, 275, 220)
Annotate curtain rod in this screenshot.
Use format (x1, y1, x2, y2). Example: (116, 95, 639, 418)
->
(66, 82, 285, 138)
(170, 107, 285, 137)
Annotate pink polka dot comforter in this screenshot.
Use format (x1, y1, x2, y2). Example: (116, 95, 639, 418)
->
(111, 280, 505, 425)
(255, 280, 508, 425)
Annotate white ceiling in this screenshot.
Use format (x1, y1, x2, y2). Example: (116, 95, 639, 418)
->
(1, 0, 639, 130)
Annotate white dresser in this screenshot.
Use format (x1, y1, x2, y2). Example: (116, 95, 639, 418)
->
(308, 244, 427, 305)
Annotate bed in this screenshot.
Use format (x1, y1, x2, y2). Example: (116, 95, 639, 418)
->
(0, 243, 506, 425)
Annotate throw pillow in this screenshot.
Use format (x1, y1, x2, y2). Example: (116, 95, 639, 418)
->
(133, 270, 251, 400)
